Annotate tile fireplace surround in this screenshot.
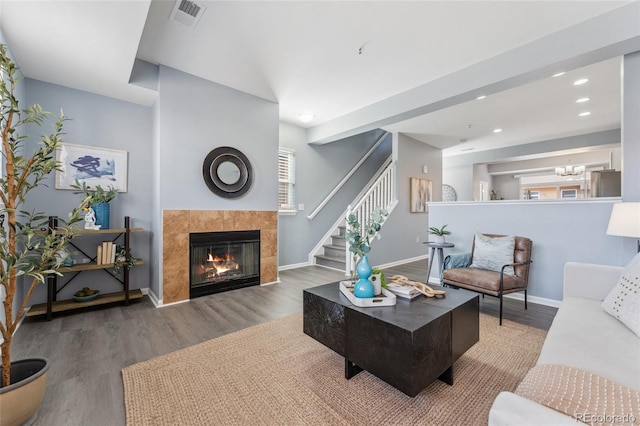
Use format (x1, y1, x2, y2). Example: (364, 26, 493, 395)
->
(162, 210, 278, 304)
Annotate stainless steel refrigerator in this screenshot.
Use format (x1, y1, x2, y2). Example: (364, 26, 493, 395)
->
(591, 170, 621, 197)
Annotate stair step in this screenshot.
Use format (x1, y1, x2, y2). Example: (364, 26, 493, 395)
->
(323, 244, 345, 258)
(314, 254, 346, 270)
(331, 236, 346, 247)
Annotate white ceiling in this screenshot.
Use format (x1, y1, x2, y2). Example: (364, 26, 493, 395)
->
(0, 0, 632, 153)
(386, 57, 622, 156)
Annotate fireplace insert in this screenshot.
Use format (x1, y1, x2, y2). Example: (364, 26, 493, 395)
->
(189, 230, 260, 298)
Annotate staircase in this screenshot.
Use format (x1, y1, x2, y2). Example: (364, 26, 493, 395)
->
(314, 225, 348, 270)
(313, 158, 397, 274)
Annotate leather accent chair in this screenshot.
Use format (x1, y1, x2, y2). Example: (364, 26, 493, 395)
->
(442, 234, 532, 325)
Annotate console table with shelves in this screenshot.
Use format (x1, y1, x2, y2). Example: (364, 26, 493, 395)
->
(27, 216, 145, 320)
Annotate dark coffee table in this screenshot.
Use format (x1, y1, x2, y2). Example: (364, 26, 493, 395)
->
(303, 282, 479, 397)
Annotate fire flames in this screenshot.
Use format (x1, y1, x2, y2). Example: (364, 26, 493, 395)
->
(206, 253, 239, 274)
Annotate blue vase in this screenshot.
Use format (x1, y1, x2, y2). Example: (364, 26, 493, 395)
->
(354, 255, 374, 298)
(93, 203, 110, 229)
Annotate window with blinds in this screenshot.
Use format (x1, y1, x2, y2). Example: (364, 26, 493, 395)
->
(278, 148, 295, 213)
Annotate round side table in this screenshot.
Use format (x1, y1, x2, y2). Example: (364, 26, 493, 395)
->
(424, 242, 455, 284)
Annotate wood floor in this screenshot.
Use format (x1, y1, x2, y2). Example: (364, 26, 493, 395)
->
(11, 260, 557, 426)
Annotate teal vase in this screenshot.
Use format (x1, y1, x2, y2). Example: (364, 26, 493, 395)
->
(93, 203, 110, 229)
(354, 255, 374, 298)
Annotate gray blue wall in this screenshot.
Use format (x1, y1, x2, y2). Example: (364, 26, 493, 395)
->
(366, 133, 442, 268)
(153, 65, 279, 299)
(428, 199, 628, 303)
(23, 80, 154, 303)
(278, 125, 390, 267)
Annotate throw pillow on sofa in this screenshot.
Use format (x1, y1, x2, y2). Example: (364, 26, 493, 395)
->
(602, 252, 640, 337)
(470, 233, 516, 276)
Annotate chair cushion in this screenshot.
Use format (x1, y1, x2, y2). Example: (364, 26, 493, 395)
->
(470, 233, 516, 275)
(601, 252, 640, 337)
(443, 267, 526, 295)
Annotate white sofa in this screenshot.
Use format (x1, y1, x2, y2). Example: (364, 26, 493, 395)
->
(489, 261, 640, 425)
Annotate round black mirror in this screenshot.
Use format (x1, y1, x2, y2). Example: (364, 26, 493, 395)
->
(202, 147, 253, 198)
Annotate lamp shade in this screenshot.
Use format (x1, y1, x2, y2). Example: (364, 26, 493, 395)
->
(606, 202, 640, 238)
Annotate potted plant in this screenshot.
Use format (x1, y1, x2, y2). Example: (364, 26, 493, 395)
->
(343, 207, 388, 297)
(71, 180, 118, 229)
(0, 44, 90, 425)
(429, 224, 452, 243)
(112, 245, 138, 274)
(370, 267, 388, 296)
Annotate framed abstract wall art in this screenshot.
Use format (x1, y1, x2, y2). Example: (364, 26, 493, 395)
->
(55, 143, 128, 191)
(410, 177, 431, 213)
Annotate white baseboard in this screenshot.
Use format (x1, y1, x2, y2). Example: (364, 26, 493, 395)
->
(375, 254, 429, 270)
(278, 261, 310, 271)
(144, 287, 163, 308)
(313, 263, 349, 275)
(157, 298, 190, 308)
(504, 292, 561, 308)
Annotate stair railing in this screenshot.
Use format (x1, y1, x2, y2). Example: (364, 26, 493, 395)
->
(307, 131, 390, 220)
(345, 160, 396, 275)
(307, 156, 395, 269)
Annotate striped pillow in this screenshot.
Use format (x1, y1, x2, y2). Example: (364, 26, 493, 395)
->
(470, 233, 515, 276)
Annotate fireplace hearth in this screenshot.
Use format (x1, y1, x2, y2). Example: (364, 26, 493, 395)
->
(190, 230, 260, 298)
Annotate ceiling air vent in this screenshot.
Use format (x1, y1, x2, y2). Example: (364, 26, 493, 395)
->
(169, 0, 206, 29)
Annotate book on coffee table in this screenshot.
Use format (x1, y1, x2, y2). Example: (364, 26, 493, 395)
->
(386, 282, 421, 300)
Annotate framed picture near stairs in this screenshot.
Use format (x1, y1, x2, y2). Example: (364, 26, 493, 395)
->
(410, 177, 431, 213)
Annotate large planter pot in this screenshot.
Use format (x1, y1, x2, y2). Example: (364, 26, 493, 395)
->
(0, 358, 49, 426)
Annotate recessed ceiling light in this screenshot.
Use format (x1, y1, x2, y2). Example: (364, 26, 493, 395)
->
(573, 78, 589, 86)
(296, 112, 315, 123)
(476, 95, 486, 100)
(579, 112, 591, 117)
(552, 72, 566, 77)
(493, 128, 503, 133)
(576, 97, 590, 103)
(461, 147, 475, 152)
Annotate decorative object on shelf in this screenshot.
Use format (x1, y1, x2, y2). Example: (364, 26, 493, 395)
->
(410, 177, 432, 213)
(72, 180, 118, 229)
(202, 146, 253, 199)
(442, 184, 457, 202)
(83, 206, 101, 230)
(55, 143, 128, 191)
(343, 207, 389, 294)
(62, 255, 74, 267)
(354, 255, 374, 298)
(92, 203, 110, 229)
(429, 224, 452, 243)
(73, 288, 100, 302)
(0, 43, 90, 404)
(370, 267, 387, 296)
(113, 246, 139, 274)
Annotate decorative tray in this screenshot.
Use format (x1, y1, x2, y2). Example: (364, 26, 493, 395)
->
(339, 281, 397, 307)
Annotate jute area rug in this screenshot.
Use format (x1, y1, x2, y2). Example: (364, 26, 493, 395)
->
(122, 312, 546, 425)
